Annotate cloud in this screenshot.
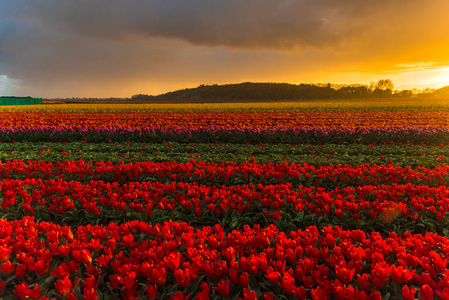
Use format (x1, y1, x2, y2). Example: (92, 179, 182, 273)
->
(1, 0, 354, 50)
(1, 0, 449, 97)
(0, 75, 12, 95)
(395, 62, 436, 70)
(5, 0, 448, 51)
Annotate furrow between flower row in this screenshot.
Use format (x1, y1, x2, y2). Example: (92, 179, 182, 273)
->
(2, 141, 448, 167)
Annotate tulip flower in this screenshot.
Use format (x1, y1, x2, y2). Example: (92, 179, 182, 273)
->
(174, 269, 191, 288)
(14, 282, 43, 300)
(265, 267, 280, 284)
(391, 265, 415, 283)
(369, 290, 382, 300)
(55, 276, 72, 296)
(213, 279, 230, 297)
(356, 274, 371, 292)
(240, 272, 249, 287)
(282, 271, 296, 294)
(401, 285, 417, 300)
(335, 265, 355, 285)
(1, 261, 15, 274)
(420, 284, 434, 300)
(0, 246, 11, 262)
(241, 289, 258, 300)
(371, 262, 391, 289)
(165, 252, 182, 270)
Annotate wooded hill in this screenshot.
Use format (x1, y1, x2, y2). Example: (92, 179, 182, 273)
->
(132, 80, 449, 101)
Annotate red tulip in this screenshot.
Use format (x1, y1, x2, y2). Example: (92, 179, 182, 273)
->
(14, 282, 30, 300)
(369, 290, 382, 300)
(212, 279, 230, 296)
(72, 249, 92, 264)
(165, 252, 182, 270)
(265, 267, 280, 284)
(282, 271, 296, 294)
(371, 262, 391, 289)
(109, 274, 123, 289)
(401, 285, 417, 300)
(83, 288, 98, 300)
(1, 261, 15, 274)
(391, 265, 415, 283)
(0, 246, 11, 262)
(357, 274, 371, 292)
(55, 276, 72, 296)
(335, 265, 355, 285)
(151, 265, 167, 286)
(238, 289, 257, 300)
(229, 267, 239, 285)
(263, 292, 275, 300)
(355, 289, 369, 300)
(175, 269, 191, 288)
(420, 284, 434, 300)
(15, 264, 27, 278)
(194, 282, 210, 300)
(123, 271, 137, 290)
(28, 284, 44, 300)
(240, 272, 250, 287)
(14, 282, 43, 300)
(311, 286, 329, 300)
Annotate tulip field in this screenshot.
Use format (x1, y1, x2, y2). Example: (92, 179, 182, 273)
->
(1, 100, 449, 299)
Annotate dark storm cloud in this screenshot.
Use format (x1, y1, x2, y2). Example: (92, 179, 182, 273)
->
(49, 0, 355, 49)
(0, 1, 399, 50)
(1, 0, 448, 97)
(3, 0, 438, 52)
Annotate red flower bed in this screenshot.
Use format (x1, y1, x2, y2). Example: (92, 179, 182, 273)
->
(1, 178, 448, 233)
(0, 107, 448, 298)
(0, 160, 447, 187)
(0, 217, 448, 299)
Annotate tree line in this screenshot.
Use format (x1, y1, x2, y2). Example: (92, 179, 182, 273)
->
(132, 80, 449, 101)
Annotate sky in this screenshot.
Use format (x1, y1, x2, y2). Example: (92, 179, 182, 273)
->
(1, 1, 449, 98)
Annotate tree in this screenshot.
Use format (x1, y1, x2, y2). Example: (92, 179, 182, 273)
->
(422, 88, 436, 94)
(434, 86, 449, 97)
(395, 90, 414, 98)
(375, 79, 394, 91)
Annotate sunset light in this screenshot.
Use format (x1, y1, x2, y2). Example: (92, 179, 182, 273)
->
(2, 2, 449, 299)
(386, 64, 449, 90)
(1, 1, 449, 98)
(430, 66, 449, 88)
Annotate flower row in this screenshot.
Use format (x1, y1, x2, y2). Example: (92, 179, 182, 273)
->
(1, 179, 449, 234)
(0, 160, 447, 187)
(3, 99, 449, 113)
(2, 111, 449, 128)
(0, 217, 447, 299)
(1, 125, 449, 144)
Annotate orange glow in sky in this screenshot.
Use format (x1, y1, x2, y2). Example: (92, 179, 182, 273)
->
(1, 1, 449, 97)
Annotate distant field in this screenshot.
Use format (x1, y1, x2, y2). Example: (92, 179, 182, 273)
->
(1, 96, 449, 299)
(2, 97, 449, 112)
